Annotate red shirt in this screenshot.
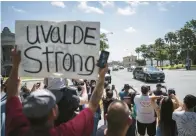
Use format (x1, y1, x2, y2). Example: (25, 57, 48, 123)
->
(6, 96, 94, 136)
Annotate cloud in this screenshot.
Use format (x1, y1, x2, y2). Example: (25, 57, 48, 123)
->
(51, 1, 65, 8)
(118, 1, 148, 16)
(11, 6, 25, 13)
(100, 28, 110, 34)
(124, 27, 136, 33)
(126, 1, 149, 7)
(157, 2, 169, 11)
(99, 1, 114, 7)
(117, 6, 135, 16)
(78, 2, 104, 14)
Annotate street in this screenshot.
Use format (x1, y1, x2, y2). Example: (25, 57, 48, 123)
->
(110, 69, 196, 101)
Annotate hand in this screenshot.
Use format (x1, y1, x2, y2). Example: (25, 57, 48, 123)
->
(31, 82, 41, 92)
(129, 85, 134, 89)
(170, 94, 175, 99)
(11, 46, 21, 67)
(99, 64, 108, 79)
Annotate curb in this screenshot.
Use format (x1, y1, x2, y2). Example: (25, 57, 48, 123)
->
(22, 79, 44, 82)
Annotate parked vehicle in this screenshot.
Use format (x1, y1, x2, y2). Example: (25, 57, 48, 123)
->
(119, 66, 124, 70)
(133, 66, 165, 82)
(127, 66, 135, 72)
(112, 66, 119, 71)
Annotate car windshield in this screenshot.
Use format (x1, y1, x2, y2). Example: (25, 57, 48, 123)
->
(145, 66, 160, 71)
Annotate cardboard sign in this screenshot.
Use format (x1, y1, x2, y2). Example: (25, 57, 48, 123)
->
(15, 21, 100, 79)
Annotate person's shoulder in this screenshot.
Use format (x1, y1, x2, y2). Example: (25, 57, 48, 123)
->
(173, 110, 184, 117)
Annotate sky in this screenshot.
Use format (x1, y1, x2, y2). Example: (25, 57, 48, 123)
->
(1, 1, 196, 62)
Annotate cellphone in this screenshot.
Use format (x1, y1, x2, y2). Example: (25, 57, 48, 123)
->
(97, 51, 110, 68)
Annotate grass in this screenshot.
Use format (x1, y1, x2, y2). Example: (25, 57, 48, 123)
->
(158, 64, 196, 70)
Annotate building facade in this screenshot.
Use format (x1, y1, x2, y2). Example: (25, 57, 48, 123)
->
(1, 27, 15, 76)
(123, 55, 137, 67)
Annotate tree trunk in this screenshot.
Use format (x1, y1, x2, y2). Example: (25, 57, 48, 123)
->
(150, 59, 153, 66)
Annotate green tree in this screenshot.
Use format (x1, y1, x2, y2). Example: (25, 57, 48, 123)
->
(100, 33, 109, 51)
(135, 47, 141, 60)
(184, 19, 196, 34)
(177, 27, 196, 64)
(154, 38, 166, 66)
(164, 32, 178, 65)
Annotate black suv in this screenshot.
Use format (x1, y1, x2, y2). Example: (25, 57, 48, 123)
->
(133, 66, 165, 82)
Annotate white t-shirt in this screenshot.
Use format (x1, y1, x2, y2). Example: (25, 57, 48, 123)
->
(134, 95, 155, 123)
(172, 111, 196, 136)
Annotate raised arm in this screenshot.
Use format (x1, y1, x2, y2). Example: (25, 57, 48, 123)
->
(88, 65, 108, 113)
(7, 47, 21, 100)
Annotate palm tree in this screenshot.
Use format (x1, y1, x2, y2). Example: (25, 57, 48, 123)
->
(135, 47, 141, 60)
(155, 38, 165, 66)
(165, 32, 178, 65)
(100, 33, 109, 51)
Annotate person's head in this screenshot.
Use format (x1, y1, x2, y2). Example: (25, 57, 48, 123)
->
(183, 94, 196, 112)
(55, 88, 80, 126)
(104, 81, 109, 89)
(106, 100, 132, 136)
(156, 83, 162, 91)
(112, 85, 115, 90)
(141, 85, 149, 95)
(124, 84, 130, 92)
(168, 88, 176, 96)
(160, 97, 176, 136)
(22, 89, 59, 126)
(91, 80, 96, 86)
(106, 90, 113, 99)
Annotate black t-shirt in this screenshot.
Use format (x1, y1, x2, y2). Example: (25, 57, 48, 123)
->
(103, 98, 115, 115)
(96, 125, 107, 136)
(153, 90, 168, 105)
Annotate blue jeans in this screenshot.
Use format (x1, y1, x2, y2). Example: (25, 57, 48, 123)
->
(156, 125, 161, 136)
(91, 112, 100, 136)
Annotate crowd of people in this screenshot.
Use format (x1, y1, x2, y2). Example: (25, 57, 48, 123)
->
(1, 47, 196, 136)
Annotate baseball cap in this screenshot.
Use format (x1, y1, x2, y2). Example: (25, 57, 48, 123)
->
(45, 78, 67, 103)
(22, 89, 56, 118)
(46, 78, 67, 90)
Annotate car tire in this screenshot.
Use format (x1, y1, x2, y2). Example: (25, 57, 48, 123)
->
(133, 74, 136, 79)
(144, 75, 148, 82)
(160, 79, 164, 82)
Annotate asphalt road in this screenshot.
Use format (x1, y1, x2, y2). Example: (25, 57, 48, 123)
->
(110, 68, 196, 101)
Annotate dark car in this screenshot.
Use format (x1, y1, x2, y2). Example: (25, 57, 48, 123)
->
(133, 66, 165, 82)
(127, 66, 135, 72)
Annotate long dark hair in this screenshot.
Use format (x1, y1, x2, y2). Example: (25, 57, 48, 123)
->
(160, 97, 176, 136)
